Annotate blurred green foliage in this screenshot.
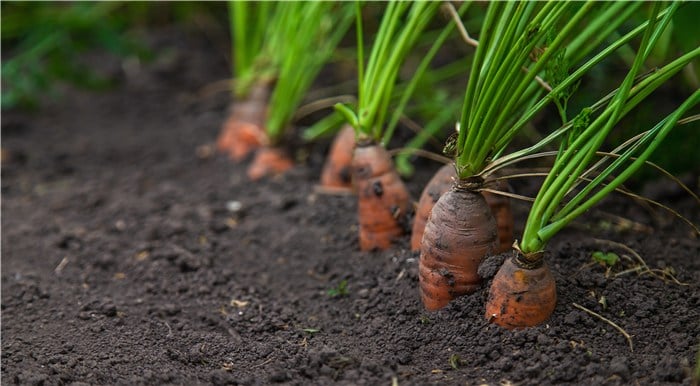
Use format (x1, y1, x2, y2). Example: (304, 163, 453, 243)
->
(1, 2, 224, 110)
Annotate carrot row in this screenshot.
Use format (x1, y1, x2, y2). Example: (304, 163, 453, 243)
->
(220, 111, 555, 328)
(218, 97, 551, 328)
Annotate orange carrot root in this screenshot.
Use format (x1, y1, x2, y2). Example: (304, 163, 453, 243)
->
(482, 179, 514, 254)
(216, 83, 270, 161)
(419, 184, 498, 310)
(411, 165, 514, 253)
(246, 147, 294, 181)
(411, 164, 455, 251)
(320, 124, 356, 192)
(485, 253, 557, 329)
(217, 119, 268, 161)
(353, 141, 412, 251)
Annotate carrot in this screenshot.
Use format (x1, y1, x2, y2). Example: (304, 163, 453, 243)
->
(484, 251, 556, 329)
(411, 164, 514, 254)
(216, 82, 270, 161)
(419, 179, 498, 311)
(319, 124, 356, 192)
(246, 146, 294, 181)
(353, 140, 412, 251)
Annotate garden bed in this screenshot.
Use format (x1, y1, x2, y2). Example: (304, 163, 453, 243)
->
(2, 28, 699, 386)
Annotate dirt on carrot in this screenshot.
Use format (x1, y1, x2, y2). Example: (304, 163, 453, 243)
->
(419, 182, 498, 310)
(352, 140, 412, 251)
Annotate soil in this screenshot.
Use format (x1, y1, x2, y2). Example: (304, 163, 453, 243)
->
(2, 27, 699, 386)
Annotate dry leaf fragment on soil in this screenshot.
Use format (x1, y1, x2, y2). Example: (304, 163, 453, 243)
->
(230, 299, 249, 308)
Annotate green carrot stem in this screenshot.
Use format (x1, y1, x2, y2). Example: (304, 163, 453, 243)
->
(457, 1, 502, 157)
(464, 2, 526, 167)
(355, 1, 364, 113)
(495, 5, 674, 153)
(538, 89, 699, 244)
(520, 3, 669, 253)
(266, 2, 353, 142)
(360, 1, 404, 135)
(481, 2, 594, 167)
(382, 3, 468, 145)
(365, 2, 438, 140)
(301, 110, 348, 142)
(536, 7, 663, 234)
(334, 103, 360, 131)
(468, 2, 562, 171)
(566, 2, 640, 65)
(555, 47, 700, 218)
(363, 2, 402, 106)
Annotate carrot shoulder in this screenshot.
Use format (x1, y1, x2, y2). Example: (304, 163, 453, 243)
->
(352, 141, 412, 251)
(412, 165, 514, 253)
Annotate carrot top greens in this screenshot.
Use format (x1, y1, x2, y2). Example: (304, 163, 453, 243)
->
(453, 2, 652, 179)
(229, 1, 273, 98)
(520, 3, 699, 253)
(229, 2, 353, 143)
(264, 2, 353, 142)
(334, 2, 451, 144)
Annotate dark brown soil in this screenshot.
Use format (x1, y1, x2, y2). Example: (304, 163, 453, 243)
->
(3, 28, 699, 386)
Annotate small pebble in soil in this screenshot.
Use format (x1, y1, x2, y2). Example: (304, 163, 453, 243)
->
(101, 302, 117, 317)
(77, 311, 92, 320)
(653, 357, 686, 382)
(495, 357, 512, 371)
(525, 363, 542, 377)
(226, 200, 242, 212)
(564, 310, 584, 326)
(114, 219, 127, 231)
